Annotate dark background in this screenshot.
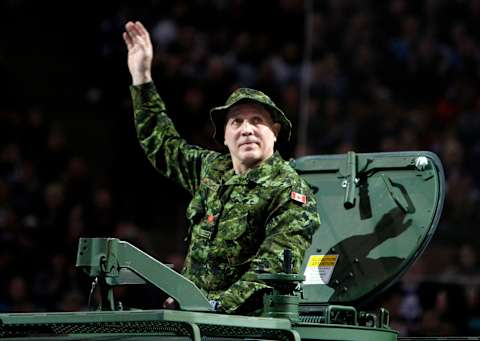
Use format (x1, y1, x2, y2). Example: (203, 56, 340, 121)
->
(1, 0, 480, 336)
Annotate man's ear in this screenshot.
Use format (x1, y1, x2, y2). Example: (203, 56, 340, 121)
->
(272, 123, 281, 140)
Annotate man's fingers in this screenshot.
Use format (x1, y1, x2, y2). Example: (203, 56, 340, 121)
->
(126, 23, 149, 48)
(125, 21, 137, 36)
(125, 21, 150, 44)
(135, 21, 149, 38)
(133, 21, 152, 49)
(123, 32, 133, 50)
(126, 22, 145, 38)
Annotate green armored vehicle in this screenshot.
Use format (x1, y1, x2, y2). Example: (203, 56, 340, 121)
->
(0, 151, 446, 340)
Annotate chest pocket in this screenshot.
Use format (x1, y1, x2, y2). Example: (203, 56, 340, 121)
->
(214, 213, 258, 267)
(187, 177, 220, 224)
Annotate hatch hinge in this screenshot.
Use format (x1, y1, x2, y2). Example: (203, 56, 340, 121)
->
(340, 151, 358, 209)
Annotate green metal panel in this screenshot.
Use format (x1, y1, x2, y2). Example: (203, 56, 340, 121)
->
(294, 323, 397, 341)
(76, 238, 212, 312)
(0, 309, 399, 340)
(292, 151, 445, 306)
(0, 310, 299, 340)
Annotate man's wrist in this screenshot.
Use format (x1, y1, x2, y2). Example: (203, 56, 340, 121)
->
(132, 73, 152, 86)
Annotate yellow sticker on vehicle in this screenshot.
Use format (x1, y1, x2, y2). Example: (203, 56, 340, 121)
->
(303, 255, 338, 285)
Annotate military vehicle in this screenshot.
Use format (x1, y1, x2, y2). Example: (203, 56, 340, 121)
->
(0, 151, 452, 340)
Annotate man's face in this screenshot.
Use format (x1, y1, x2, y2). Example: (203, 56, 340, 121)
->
(224, 102, 281, 172)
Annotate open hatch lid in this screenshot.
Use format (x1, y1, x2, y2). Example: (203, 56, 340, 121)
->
(292, 151, 445, 307)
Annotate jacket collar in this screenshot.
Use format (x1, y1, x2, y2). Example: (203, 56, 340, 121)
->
(223, 151, 284, 186)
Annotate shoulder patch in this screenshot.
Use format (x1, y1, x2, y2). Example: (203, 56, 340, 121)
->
(291, 191, 307, 204)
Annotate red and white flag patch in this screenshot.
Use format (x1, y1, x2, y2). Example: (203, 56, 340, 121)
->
(291, 191, 307, 204)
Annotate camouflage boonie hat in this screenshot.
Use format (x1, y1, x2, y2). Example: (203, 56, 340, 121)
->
(209, 88, 292, 145)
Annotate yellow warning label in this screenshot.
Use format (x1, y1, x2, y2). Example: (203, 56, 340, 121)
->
(307, 255, 338, 267)
(304, 254, 339, 285)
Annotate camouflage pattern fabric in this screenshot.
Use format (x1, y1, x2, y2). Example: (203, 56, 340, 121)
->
(130, 82, 320, 314)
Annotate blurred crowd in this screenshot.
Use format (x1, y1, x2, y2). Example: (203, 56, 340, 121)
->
(2, 0, 480, 336)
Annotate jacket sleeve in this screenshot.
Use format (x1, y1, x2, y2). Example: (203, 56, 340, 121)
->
(130, 82, 214, 194)
(213, 185, 321, 314)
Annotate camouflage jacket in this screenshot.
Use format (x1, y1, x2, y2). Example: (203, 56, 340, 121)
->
(130, 82, 320, 313)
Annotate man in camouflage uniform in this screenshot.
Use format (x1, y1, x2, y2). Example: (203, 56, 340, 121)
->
(123, 21, 320, 314)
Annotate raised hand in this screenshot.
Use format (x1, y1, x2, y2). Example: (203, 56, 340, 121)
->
(123, 21, 153, 85)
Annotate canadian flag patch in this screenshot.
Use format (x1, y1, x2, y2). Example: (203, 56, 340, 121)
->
(291, 191, 307, 204)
